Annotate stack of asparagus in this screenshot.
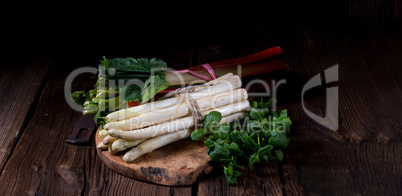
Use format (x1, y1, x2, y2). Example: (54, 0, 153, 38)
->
(97, 73, 250, 162)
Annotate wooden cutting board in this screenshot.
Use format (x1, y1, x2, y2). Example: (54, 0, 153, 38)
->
(95, 128, 213, 186)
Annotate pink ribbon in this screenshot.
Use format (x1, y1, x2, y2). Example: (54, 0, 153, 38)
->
(167, 63, 216, 81)
(160, 64, 216, 93)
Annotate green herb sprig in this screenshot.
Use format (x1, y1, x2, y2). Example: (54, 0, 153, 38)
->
(191, 99, 292, 185)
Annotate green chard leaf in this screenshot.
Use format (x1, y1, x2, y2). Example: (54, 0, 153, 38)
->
(73, 57, 170, 126)
(71, 91, 88, 106)
(141, 74, 169, 103)
(120, 84, 143, 103)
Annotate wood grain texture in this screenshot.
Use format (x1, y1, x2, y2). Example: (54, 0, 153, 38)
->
(197, 162, 284, 196)
(0, 61, 95, 195)
(1, 3, 402, 194)
(0, 59, 50, 172)
(0, 59, 192, 195)
(95, 128, 212, 186)
(281, 122, 402, 195)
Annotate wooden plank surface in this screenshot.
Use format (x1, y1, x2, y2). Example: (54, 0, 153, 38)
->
(0, 59, 51, 172)
(0, 49, 196, 195)
(1, 3, 402, 195)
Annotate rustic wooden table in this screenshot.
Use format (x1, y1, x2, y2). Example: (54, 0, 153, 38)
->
(0, 3, 401, 195)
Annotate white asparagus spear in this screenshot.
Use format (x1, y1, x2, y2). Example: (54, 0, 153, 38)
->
(108, 100, 249, 140)
(122, 129, 191, 162)
(106, 74, 240, 122)
(104, 88, 248, 131)
(97, 142, 111, 150)
(108, 139, 146, 153)
(121, 112, 246, 162)
(109, 112, 245, 153)
(205, 72, 233, 85)
(219, 111, 246, 125)
(98, 129, 108, 139)
(103, 135, 118, 145)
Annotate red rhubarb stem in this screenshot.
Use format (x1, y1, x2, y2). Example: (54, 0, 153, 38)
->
(189, 46, 282, 71)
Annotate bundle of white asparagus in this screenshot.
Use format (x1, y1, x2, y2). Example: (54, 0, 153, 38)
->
(97, 73, 250, 162)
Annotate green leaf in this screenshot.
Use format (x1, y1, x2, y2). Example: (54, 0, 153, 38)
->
(204, 138, 215, 148)
(268, 133, 290, 149)
(223, 142, 244, 157)
(281, 117, 292, 133)
(75, 57, 170, 126)
(268, 150, 284, 162)
(94, 110, 106, 127)
(259, 109, 269, 119)
(83, 102, 99, 115)
(191, 128, 209, 141)
(204, 111, 222, 125)
(248, 153, 260, 169)
(232, 121, 243, 130)
(250, 108, 260, 120)
(120, 84, 142, 103)
(141, 75, 169, 103)
(257, 145, 273, 155)
(217, 122, 231, 141)
(261, 155, 269, 162)
(208, 143, 231, 163)
(247, 120, 261, 132)
(98, 97, 125, 113)
(279, 110, 288, 119)
(224, 163, 242, 186)
(264, 99, 276, 108)
(230, 131, 244, 146)
(242, 133, 259, 152)
(104, 57, 166, 74)
(250, 100, 258, 109)
(71, 91, 88, 106)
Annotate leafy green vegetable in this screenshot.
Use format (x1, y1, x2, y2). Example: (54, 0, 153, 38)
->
(141, 75, 169, 103)
(204, 111, 222, 128)
(209, 143, 231, 163)
(191, 99, 292, 185)
(71, 91, 88, 106)
(120, 85, 142, 103)
(191, 128, 209, 141)
(71, 57, 169, 125)
(224, 162, 243, 185)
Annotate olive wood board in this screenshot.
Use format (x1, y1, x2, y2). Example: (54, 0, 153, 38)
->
(95, 127, 213, 186)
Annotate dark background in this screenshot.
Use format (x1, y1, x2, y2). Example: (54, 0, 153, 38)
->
(2, 1, 401, 60)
